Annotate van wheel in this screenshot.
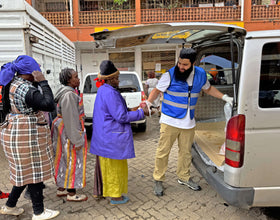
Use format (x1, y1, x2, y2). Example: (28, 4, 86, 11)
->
(138, 121, 146, 132)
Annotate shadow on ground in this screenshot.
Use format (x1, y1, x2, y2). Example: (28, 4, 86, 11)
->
(262, 207, 280, 220)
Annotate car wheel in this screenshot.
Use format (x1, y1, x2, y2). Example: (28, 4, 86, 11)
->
(138, 121, 146, 132)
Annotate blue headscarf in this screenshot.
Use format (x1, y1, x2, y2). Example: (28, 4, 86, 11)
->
(0, 55, 41, 86)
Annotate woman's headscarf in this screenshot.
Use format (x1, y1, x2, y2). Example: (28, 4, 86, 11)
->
(0, 55, 41, 86)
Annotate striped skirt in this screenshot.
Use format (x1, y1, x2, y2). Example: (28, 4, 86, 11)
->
(52, 118, 87, 189)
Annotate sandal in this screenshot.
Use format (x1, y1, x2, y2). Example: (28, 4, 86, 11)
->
(110, 196, 129, 205)
(67, 194, 88, 202)
(0, 192, 9, 199)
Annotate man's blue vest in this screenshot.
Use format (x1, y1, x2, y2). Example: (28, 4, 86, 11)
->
(162, 66, 207, 119)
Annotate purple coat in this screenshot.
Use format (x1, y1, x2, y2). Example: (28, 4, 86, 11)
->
(90, 84, 144, 159)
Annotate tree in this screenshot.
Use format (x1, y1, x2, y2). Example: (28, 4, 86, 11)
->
(114, 0, 127, 5)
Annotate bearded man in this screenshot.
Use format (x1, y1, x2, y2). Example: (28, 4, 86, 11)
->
(146, 48, 233, 196)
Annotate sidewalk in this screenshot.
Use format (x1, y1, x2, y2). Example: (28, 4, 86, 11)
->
(0, 116, 267, 220)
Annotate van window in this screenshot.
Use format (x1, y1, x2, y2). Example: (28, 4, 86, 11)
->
(83, 73, 141, 94)
(259, 42, 280, 108)
(118, 74, 141, 92)
(83, 74, 98, 94)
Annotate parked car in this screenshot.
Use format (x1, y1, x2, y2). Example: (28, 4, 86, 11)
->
(82, 71, 147, 132)
(92, 23, 280, 208)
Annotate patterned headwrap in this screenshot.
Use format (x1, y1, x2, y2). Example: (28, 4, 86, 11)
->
(0, 55, 41, 86)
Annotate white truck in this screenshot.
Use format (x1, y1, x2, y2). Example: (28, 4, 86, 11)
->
(0, 0, 75, 93)
(92, 23, 280, 208)
(0, 0, 75, 122)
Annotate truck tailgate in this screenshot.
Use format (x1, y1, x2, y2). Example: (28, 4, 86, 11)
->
(194, 121, 226, 167)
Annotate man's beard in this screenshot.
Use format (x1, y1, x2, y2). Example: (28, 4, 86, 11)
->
(174, 65, 193, 82)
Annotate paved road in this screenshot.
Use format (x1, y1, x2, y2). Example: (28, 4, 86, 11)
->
(0, 115, 279, 220)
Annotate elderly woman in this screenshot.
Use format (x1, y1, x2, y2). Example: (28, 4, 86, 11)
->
(0, 55, 59, 219)
(90, 60, 149, 205)
(51, 68, 87, 202)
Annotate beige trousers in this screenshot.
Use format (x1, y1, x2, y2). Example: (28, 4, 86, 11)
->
(153, 123, 195, 182)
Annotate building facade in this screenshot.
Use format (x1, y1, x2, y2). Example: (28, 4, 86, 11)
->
(26, 0, 280, 82)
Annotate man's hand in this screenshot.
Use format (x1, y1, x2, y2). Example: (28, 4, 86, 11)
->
(222, 94, 233, 106)
(140, 100, 155, 117)
(145, 100, 153, 110)
(32, 71, 46, 82)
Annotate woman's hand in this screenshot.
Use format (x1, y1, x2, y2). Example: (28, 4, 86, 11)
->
(140, 102, 150, 116)
(32, 71, 46, 82)
(129, 106, 139, 111)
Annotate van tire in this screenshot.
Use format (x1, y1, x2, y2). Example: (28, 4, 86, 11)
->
(138, 121, 146, 132)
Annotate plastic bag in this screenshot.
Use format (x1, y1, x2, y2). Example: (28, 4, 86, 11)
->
(219, 103, 232, 155)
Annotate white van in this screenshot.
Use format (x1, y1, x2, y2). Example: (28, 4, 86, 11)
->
(92, 23, 280, 208)
(82, 71, 147, 131)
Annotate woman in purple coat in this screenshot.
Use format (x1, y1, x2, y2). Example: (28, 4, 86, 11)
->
(90, 60, 148, 205)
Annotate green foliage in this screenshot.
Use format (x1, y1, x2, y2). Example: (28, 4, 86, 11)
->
(114, 0, 127, 6)
(159, 0, 183, 9)
(167, 1, 183, 9)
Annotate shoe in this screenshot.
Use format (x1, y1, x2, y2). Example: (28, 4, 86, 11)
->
(0, 192, 9, 199)
(32, 209, 60, 220)
(110, 196, 129, 205)
(178, 178, 201, 191)
(67, 194, 88, 202)
(56, 189, 68, 197)
(0, 205, 24, 216)
(153, 180, 163, 196)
